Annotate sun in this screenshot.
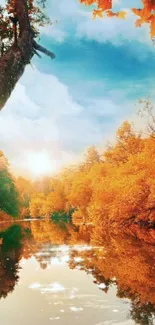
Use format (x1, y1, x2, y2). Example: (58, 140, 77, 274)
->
(26, 151, 54, 177)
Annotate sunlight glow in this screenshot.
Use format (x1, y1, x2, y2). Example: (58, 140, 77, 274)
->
(26, 151, 54, 177)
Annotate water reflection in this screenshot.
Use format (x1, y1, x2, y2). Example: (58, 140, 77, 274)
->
(0, 220, 155, 325)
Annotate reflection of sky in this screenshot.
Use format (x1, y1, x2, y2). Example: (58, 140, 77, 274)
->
(0, 245, 134, 325)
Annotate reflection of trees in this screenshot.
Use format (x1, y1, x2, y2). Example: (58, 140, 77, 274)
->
(0, 248, 20, 299)
(29, 220, 91, 246)
(26, 219, 155, 322)
(68, 224, 92, 244)
(30, 220, 69, 244)
(130, 301, 155, 325)
(0, 225, 23, 299)
(1, 220, 155, 324)
(0, 222, 40, 299)
(33, 243, 59, 269)
(68, 231, 155, 324)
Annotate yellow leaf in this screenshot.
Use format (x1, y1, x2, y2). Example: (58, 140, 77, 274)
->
(93, 9, 104, 19)
(117, 11, 127, 20)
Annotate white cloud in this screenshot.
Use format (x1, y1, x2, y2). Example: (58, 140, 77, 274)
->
(42, 0, 151, 47)
(76, 10, 150, 46)
(98, 283, 106, 289)
(0, 64, 142, 178)
(0, 0, 151, 46)
(0, 67, 83, 176)
(51, 256, 70, 265)
(41, 25, 67, 43)
(70, 306, 83, 312)
(29, 282, 66, 293)
(29, 282, 41, 289)
(42, 283, 65, 293)
(0, 67, 116, 177)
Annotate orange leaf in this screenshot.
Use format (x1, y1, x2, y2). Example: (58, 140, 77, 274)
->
(79, 0, 95, 5)
(106, 10, 116, 17)
(135, 18, 142, 27)
(93, 9, 104, 19)
(132, 8, 143, 18)
(98, 0, 112, 11)
(150, 15, 155, 38)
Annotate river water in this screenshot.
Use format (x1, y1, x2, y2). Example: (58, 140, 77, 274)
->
(0, 220, 155, 325)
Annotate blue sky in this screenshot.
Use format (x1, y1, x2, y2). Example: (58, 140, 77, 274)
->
(0, 0, 155, 177)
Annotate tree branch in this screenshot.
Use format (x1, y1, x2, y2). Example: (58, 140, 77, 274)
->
(33, 40, 56, 59)
(33, 48, 42, 58)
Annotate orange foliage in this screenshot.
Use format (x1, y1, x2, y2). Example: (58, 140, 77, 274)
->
(69, 232, 155, 307)
(72, 208, 88, 225)
(16, 102, 153, 245)
(15, 177, 33, 218)
(30, 193, 46, 218)
(28, 104, 155, 242)
(30, 220, 68, 244)
(30, 185, 66, 218)
(79, 0, 155, 38)
(0, 211, 12, 222)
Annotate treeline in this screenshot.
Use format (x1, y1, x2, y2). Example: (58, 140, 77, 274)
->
(29, 101, 155, 237)
(1, 101, 155, 238)
(0, 153, 52, 221)
(0, 151, 19, 220)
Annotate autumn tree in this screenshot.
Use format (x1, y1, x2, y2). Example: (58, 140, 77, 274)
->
(30, 192, 45, 218)
(30, 187, 68, 220)
(18, 100, 155, 239)
(0, 0, 55, 110)
(15, 176, 33, 218)
(84, 146, 101, 167)
(138, 99, 155, 137)
(0, 151, 19, 218)
(104, 121, 143, 166)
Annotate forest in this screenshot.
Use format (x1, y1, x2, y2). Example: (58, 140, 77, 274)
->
(0, 100, 155, 244)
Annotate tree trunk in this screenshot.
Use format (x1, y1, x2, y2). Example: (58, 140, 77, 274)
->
(0, 0, 55, 111)
(0, 32, 34, 110)
(0, 0, 33, 110)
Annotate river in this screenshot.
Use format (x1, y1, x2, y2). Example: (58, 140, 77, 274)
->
(0, 220, 155, 325)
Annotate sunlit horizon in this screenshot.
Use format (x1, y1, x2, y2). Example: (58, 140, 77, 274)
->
(26, 151, 57, 178)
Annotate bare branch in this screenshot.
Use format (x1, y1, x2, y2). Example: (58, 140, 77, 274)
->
(33, 40, 56, 59)
(33, 48, 42, 58)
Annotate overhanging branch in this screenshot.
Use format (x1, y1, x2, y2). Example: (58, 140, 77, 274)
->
(33, 40, 56, 59)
